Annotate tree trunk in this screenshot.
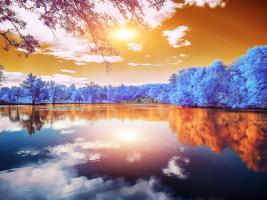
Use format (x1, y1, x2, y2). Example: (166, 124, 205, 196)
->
(32, 95, 36, 105)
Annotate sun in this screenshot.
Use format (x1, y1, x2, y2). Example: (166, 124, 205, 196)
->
(111, 28, 136, 41)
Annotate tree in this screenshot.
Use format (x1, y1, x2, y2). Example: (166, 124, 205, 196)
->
(65, 84, 76, 102)
(198, 61, 229, 107)
(148, 84, 170, 103)
(168, 74, 177, 85)
(0, 46, 266, 108)
(0, 64, 4, 86)
(231, 46, 267, 108)
(0, 0, 165, 69)
(74, 90, 83, 103)
(0, 87, 10, 103)
(169, 68, 196, 106)
(21, 73, 45, 105)
(10, 86, 22, 103)
(40, 84, 50, 104)
(48, 81, 66, 104)
(54, 84, 67, 103)
(169, 46, 267, 108)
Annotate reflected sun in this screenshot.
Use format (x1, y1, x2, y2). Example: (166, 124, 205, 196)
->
(117, 129, 138, 142)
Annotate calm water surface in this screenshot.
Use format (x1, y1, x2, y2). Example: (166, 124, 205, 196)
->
(0, 104, 266, 200)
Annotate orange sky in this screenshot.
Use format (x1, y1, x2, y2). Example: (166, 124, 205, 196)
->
(0, 0, 267, 86)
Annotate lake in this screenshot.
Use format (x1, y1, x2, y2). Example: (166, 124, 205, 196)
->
(0, 104, 266, 200)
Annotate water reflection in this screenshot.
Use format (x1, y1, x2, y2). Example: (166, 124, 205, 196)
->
(1, 105, 266, 172)
(0, 105, 267, 199)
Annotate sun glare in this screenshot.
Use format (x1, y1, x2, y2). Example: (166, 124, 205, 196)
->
(112, 28, 136, 40)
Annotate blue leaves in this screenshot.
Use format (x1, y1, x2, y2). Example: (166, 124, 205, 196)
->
(169, 45, 267, 108)
(0, 46, 266, 108)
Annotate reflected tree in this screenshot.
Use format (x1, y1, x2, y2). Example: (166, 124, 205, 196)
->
(168, 108, 267, 172)
(0, 104, 266, 171)
(21, 107, 46, 135)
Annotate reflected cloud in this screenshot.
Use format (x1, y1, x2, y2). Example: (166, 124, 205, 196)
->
(17, 148, 41, 157)
(163, 156, 189, 179)
(14, 139, 120, 168)
(44, 117, 87, 130)
(1, 105, 266, 199)
(0, 105, 266, 171)
(72, 138, 120, 150)
(126, 152, 143, 163)
(0, 162, 171, 200)
(46, 138, 120, 164)
(0, 116, 22, 132)
(60, 129, 76, 134)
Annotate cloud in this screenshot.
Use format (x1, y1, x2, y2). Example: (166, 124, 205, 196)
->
(172, 60, 182, 65)
(0, 6, 123, 65)
(60, 69, 76, 74)
(94, 0, 181, 29)
(93, 0, 226, 30)
(165, 54, 186, 64)
(143, 0, 182, 28)
(141, 0, 226, 28)
(2, 71, 27, 88)
(162, 156, 190, 179)
(41, 74, 90, 87)
(75, 62, 87, 66)
(181, 0, 226, 8)
(44, 49, 123, 65)
(128, 63, 162, 67)
(162, 26, 191, 48)
(128, 42, 143, 51)
(0, 0, 226, 68)
(179, 53, 188, 57)
(41, 74, 91, 87)
(2, 71, 93, 87)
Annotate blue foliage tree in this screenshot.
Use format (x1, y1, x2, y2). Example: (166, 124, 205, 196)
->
(231, 46, 267, 108)
(21, 73, 46, 105)
(169, 46, 267, 108)
(0, 46, 266, 108)
(0, 64, 4, 87)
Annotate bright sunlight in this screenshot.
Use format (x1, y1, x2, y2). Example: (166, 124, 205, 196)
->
(111, 28, 136, 40)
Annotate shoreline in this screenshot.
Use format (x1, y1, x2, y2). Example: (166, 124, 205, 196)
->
(0, 102, 266, 112)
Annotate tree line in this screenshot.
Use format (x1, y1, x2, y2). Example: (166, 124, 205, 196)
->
(0, 46, 266, 108)
(0, 73, 170, 105)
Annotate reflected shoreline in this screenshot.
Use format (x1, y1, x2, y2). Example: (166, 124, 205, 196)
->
(1, 104, 267, 172)
(1, 103, 267, 112)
